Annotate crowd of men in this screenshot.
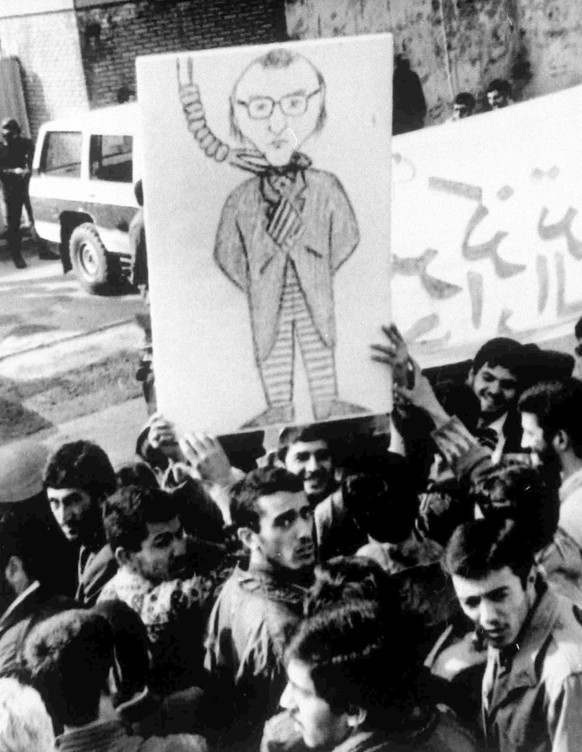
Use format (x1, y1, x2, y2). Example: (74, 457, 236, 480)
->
(1, 317, 582, 752)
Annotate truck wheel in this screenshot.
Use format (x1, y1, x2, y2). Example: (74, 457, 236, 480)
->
(69, 223, 118, 295)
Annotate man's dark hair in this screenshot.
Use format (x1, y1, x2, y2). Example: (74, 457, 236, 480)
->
(102, 483, 180, 552)
(469, 461, 560, 552)
(230, 466, 303, 532)
(454, 92, 475, 110)
(285, 600, 418, 731)
(277, 424, 333, 463)
(444, 517, 535, 587)
(230, 49, 327, 142)
(305, 556, 396, 617)
(21, 609, 114, 727)
(342, 462, 418, 544)
(471, 337, 525, 383)
(43, 441, 116, 502)
(486, 78, 512, 97)
(519, 378, 582, 458)
(575, 315, 582, 340)
(1, 117, 20, 134)
(92, 600, 150, 707)
(0, 510, 44, 582)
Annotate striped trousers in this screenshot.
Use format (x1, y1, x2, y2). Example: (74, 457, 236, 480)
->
(259, 261, 337, 409)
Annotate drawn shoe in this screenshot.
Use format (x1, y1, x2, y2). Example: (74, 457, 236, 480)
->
(12, 253, 27, 269)
(313, 398, 371, 421)
(241, 404, 295, 428)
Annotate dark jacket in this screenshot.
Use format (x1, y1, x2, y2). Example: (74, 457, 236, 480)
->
(77, 542, 117, 606)
(205, 565, 308, 749)
(0, 584, 77, 675)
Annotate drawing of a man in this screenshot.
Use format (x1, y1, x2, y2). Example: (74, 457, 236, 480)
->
(214, 49, 362, 427)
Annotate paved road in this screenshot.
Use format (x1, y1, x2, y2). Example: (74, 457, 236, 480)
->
(0, 249, 142, 359)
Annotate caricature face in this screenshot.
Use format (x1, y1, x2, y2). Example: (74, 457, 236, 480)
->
(233, 56, 324, 167)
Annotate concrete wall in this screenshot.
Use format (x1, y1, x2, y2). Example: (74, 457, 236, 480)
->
(76, 0, 287, 108)
(285, 0, 582, 125)
(0, 8, 89, 138)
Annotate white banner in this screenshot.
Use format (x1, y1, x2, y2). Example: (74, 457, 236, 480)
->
(391, 85, 582, 367)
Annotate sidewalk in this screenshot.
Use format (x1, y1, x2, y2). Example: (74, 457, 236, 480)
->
(1, 236, 149, 465)
(16, 397, 148, 469)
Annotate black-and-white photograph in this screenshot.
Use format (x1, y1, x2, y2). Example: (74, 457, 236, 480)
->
(0, 2, 582, 752)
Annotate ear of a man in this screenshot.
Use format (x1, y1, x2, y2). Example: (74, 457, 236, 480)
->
(114, 547, 134, 569)
(237, 526, 259, 552)
(346, 705, 367, 729)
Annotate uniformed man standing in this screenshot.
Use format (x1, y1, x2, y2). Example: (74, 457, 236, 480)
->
(0, 117, 58, 268)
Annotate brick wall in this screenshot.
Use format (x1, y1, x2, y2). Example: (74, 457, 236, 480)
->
(77, 0, 287, 108)
(0, 9, 89, 138)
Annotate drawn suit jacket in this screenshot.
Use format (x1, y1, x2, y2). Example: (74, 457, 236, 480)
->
(214, 168, 359, 362)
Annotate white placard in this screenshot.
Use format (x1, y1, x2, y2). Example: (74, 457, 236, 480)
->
(137, 34, 393, 434)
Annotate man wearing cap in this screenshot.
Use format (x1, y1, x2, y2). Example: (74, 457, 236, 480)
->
(0, 441, 76, 597)
(0, 116, 58, 268)
(0, 441, 77, 674)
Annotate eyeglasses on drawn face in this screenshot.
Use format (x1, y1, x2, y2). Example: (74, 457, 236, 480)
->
(237, 89, 322, 120)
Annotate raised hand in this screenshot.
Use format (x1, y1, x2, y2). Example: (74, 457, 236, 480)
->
(179, 432, 232, 487)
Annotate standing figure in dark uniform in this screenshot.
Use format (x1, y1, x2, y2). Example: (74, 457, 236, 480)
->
(0, 117, 58, 268)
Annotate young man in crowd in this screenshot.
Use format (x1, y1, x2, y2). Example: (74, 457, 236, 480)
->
(21, 609, 206, 752)
(277, 425, 338, 506)
(520, 378, 582, 553)
(445, 517, 582, 752)
(485, 79, 514, 110)
(205, 467, 315, 749)
(99, 483, 213, 696)
(374, 326, 530, 466)
(279, 599, 476, 752)
(43, 440, 118, 605)
(449, 92, 476, 121)
(0, 509, 75, 675)
(456, 337, 528, 458)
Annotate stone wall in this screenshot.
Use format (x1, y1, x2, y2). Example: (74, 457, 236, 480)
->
(285, 0, 582, 125)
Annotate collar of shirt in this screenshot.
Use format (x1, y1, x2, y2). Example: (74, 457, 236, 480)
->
(0, 580, 40, 626)
(488, 583, 557, 689)
(478, 412, 507, 463)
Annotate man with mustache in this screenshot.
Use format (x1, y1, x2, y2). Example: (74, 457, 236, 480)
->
(205, 467, 315, 750)
(445, 516, 582, 752)
(278, 425, 337, 506)
(99, 484, 213, 696)
(44, 441, 118, 606)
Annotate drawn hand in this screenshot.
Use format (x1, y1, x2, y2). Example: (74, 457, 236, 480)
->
(147, 412, 182, 461)
(179, 432, 232, 487)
